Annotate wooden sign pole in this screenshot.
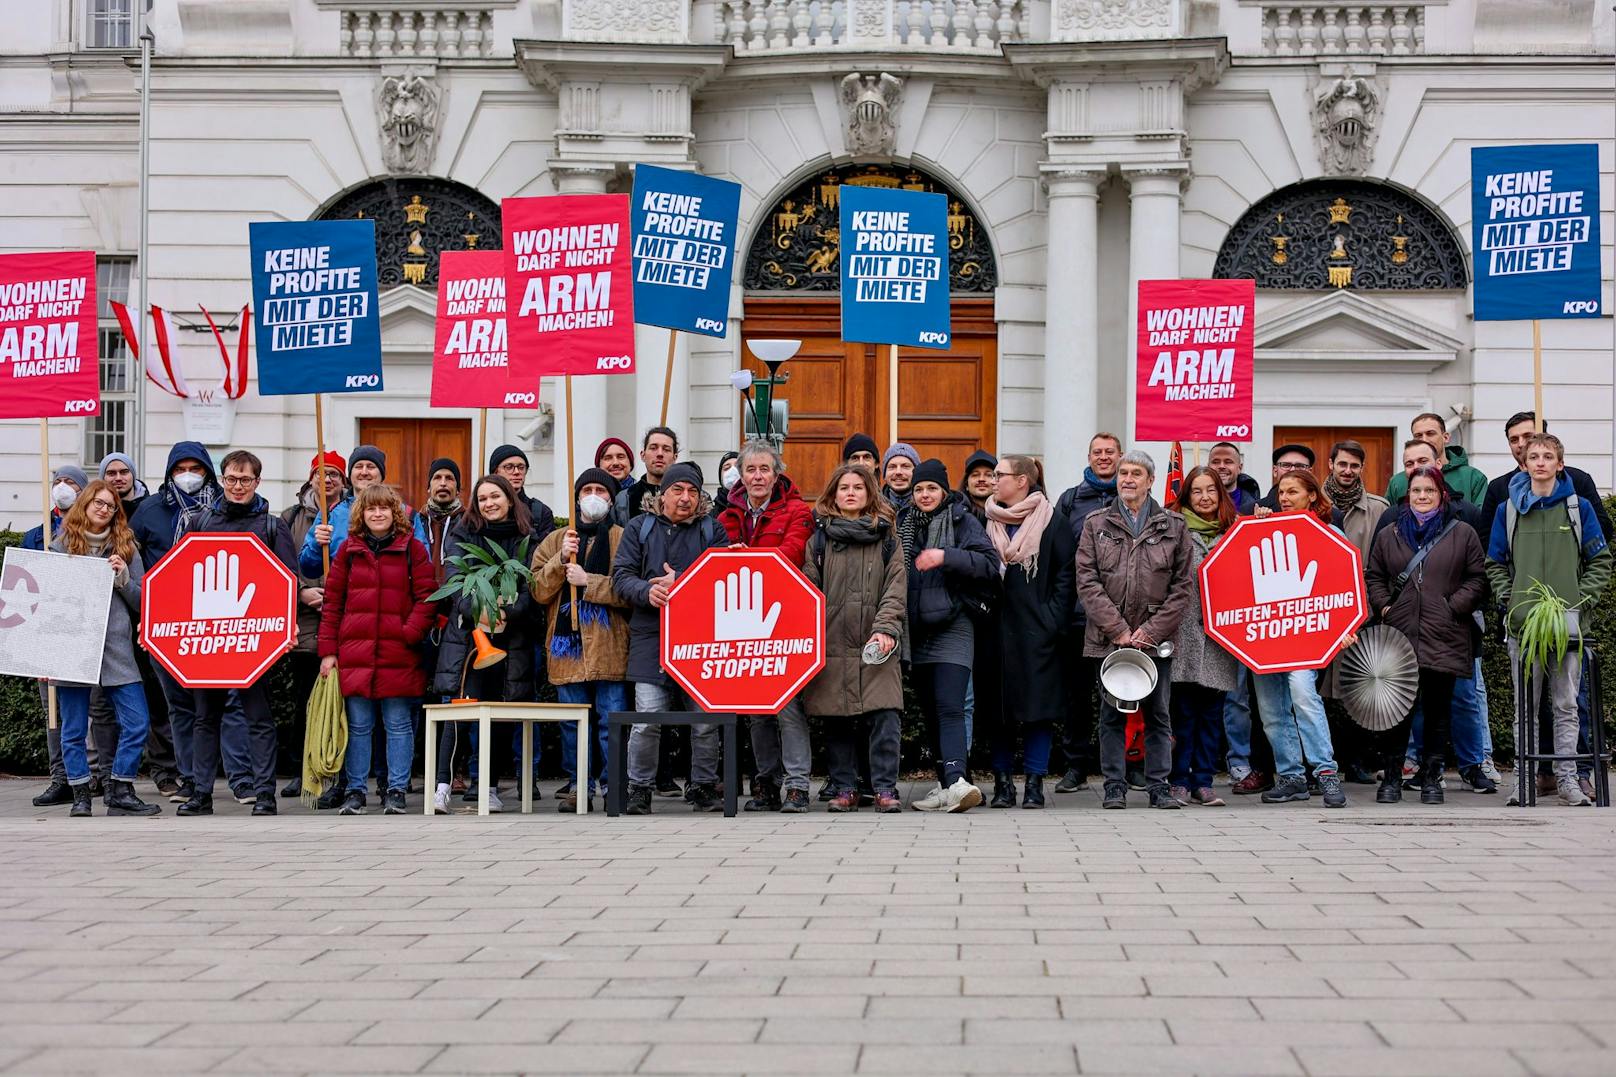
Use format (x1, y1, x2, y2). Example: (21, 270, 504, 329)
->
(887, 343, 899, 445)
(659, 330, 678, 427)
(564, 375, 579, 612)
(1532, 319, 1544, 431)
(314, 393, 330, 577)
(477, 407, 488, 477)
(40, 418, 56, 731)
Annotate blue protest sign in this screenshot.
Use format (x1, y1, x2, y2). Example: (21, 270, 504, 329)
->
(839, 185, 951, 349)
(249, 219, 383, 395)
(1471, 144, 1602, 321)
(631, 165, 741, 337)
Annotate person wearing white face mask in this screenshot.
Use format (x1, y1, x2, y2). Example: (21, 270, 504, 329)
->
(710, 450, 740, 522)
(22, 464, 87, 551)
(531, 468, 632, 813)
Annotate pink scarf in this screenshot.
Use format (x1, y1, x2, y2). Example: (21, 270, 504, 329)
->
(985, 492, 1053, 579)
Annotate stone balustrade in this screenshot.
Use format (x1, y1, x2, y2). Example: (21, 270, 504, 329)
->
(713, 0, 1029, 52)
(1256, 3, 1430, 56)
(332, 4, 499, 56)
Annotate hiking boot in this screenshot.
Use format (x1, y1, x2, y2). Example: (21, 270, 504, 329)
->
(911, 784, 947, 812)
(874, 791, 902, 814)
(943, 777, 983, 813)
(1102, 781, 1127, 809)
(1319, 772, 1347, 808)
(105, 779, 161, 817)
(1261, 775, 1310, 803)
(743, 778, 782, 813)
(383, 789, 406, 815)
(1021, 775, 1045, 809)
(1558, 779, 1592, 807)
(1231, 771, 1271, 795)
(1191, 787, 1225, 807)
(989, 772, 1016, 809)
(1579, 776, 1596, 801)
(828, 789, 860, 813)
(69, 783, 93, 817)
(252, 793, 278, 816)
(625, 784, 654, 815)
(1148, 785, 1181, 809)
(1377, 771, 1402, 803)
(1420, 759, 1445, 805)
(1054, 768, 1088, 794)
(687, 783, 723, 812)
(1460, 765, 1497, 795)
(655, 777, 683, 798)
(433, 787, 451, 815)
(781, 789, 810, 813)
(176, 793, 214, 816)
(339, 790, 366, 816)
(816, 778, 836, 802)
(279, 777, 301, 798)
(32, 779, 71, 807)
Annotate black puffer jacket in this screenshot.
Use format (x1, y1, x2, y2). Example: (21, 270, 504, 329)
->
(431, 522, 541, 700)
(897, 493, 1000, 631)
(610, 504, 726, 684)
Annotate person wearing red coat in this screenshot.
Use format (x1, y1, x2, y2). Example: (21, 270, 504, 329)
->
(317, 484, 438, 815)
(718, 439, 818, 811)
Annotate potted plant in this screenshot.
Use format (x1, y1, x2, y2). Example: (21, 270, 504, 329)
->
(1517, 578, 1586, 673)
(428, 536, 534, 701)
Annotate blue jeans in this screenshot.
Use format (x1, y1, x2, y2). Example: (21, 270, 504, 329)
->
(992, 722, 1054, 777)
(963, 674, 974, 753)
(1222, 665, 1253, 774)
(344, 697, 417, 794)
(1253, 670, 1337, 781)
(58, 682, 149, 784)
(1171, 682, 1226, 790)
(1408, 658, 1491, 768)
(556, 680, 624, 791)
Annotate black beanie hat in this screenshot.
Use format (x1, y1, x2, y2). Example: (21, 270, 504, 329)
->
(349, 444, 387, 480)
(574, 467, 615, 503)
(427, 457, 461, 487)
(659, 461, 704, 493)
(842, 432, 879, 462)
(913, 458, 950, 491)
(489, 444, 529, 472)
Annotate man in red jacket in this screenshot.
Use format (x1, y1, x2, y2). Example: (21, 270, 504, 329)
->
(718, 439, 817, 811)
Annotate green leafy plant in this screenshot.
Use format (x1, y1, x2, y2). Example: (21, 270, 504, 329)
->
(1517, 578, 1585, 673)
(428, 536, 534, 630)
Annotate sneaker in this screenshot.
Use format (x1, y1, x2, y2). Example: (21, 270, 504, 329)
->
(1460, 765, 1497, 795)
(625, 784, 654, 815)
(251, 793, 277, 817)
(1054, 768, 1088, 794)
(461, 783, 480, 803)
(432, 787, 451, 815)
(912, 784, 946, 811)
(687, 783, 723, 813)
(557, 789, 587, 814)
(154, 775, 181, 799)
(279, 777, 301, 798)
(168, 781, 195, 805)
(1191, 787, 1225, 806)
(31, 779, 72, 807)
(1231, 771, 1271, 795)
(816, 778, 837, 802)
(1262, 775, 1310, 803)
(1125, 765, 1148, 791)
(555, 780, 574, 798)
(485, 787, 504, 813)
(1227, 764, 1252, 784)
(1558, 780, 1592, 807)
(743, 780, 782, 813)
(315, 782, 345, 811)
(338, 790, 365, 816)
(655, 778, 683, 798)
(1148, 785, 1181, 809)
(942, 777, 984, 813)
(1319, 772, 1347, 808)
(231, 785, 255, 805)
(451, 775, 467, 794)
(1102, 781, 1127, 809)
(874, 791, 902, 813)
(383, 789, 406, 815)
(1480, 756, 1503, 785)
(781, 789, 810, 813)
(828, 789, 860, 813)
(1169, 784, 1191, 805)
(1343, 762, 1378, 785)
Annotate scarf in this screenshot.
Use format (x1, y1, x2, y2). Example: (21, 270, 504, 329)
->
(475, 517, 522, 544)
(169, 483, 216, 545)
(551, 515, 614, 660)
(1323, 473, 1363, 511)
(822, 513, 884, 549)
(1082, 467, 1117, 495)
(362, 530, 393, 556)
(898, 498, 956, 571)
(1396, 503, 1448, 553)
(1180, 506, 1225, 547)
(985, 492, 1053, 579)
(1118, 496, 1155, 537)
(426, 498, 462, 519)
(82, 527, 110, 555)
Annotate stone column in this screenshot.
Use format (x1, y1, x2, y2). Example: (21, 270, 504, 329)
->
(1041, 168, 1104, 485)
(1123, 165, 1186, 456)
(633, 323, 689, 447)
(548, 164, 614, 510)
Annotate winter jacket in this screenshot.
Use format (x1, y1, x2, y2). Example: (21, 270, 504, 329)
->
(298, 493, 429, 578)
(895, 494, 999, 658)
(1486, 471, 1612, 637)
(1055, 478, 1117, 626)
(1366, 509, 1490, 677)
(611, 503, 727, 685)
(612, 476, 659, 526)
(21, 511, 63, 552)
(1375, 494, 1487, 544)
(48, 537, 144, 688)
(316, 531, 437, 699)
(1169, 527, 1238, 692)
(801, 518, 908, 717)
(531, 525, 631, 685)
(520, 493, 559, 545)
(996, 505, 1078, 725)
(182, 494, 300, 577)
(430, 522, 542, 700)
(718, 475, 815, 567)
(1333, 490, 1391, 557)
(416, 504, 464, 586)
(1074, 499, 1194, 658)
(1481, 464, 1612, 547)
(1229, 473, 1263, 515)
(281, 486, 326, 655)
(1385, 444, 1489, 504)
(130, 441, 219, 564)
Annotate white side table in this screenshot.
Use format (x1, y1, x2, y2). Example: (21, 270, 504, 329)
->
(423, 701, 592, 816)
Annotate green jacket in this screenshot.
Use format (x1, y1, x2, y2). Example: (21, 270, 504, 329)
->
(1385, 444, 1489, 505)
(1485, 471, 1612, 635)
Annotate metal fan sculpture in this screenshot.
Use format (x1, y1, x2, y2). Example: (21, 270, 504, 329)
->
(1336, 624, 1420, 731)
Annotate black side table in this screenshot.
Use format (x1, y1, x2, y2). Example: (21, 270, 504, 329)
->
(606, 711, 739, 817)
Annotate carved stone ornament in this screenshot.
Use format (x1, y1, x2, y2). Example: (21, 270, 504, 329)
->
(378, 73, 442, 175)
(318, 177, 502, 290)
(1313, 70, 1380, 177)
(562, 0, 688, 43)
(1053, 0, 1177, 42)
(840, 73, 903, 157)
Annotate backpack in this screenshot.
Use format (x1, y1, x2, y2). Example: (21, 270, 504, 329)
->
(634, 513, 726, 576)
(1504, 497, 1586, 567)
(809, 523, 896, 578)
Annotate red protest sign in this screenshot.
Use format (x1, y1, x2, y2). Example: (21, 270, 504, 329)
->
(430, 250, 537, 409)
(0, 251, 100, 420)
(141, 533, 298, 689)
(503, 194, 636, 377)
(1136, 278, 1254, 442)
(661, 549, 825, 714)
(1200, 512, 1367, 674)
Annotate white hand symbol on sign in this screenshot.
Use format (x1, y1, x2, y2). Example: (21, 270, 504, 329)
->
(192, 550, 256, 619)
(1249, 530, 1317, 605)
(713, 565, 781, 642)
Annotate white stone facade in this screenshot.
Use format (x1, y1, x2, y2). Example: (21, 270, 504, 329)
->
(1, 0, 1610, 527)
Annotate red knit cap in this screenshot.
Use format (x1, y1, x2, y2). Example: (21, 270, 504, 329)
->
(310, 450, 346, 477)
(594, 437, 633, 467)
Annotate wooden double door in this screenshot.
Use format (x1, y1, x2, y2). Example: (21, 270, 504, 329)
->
(740, 298, 998, 500)
(1273, 425, 1397, 494)
(358, 417, 472, 506)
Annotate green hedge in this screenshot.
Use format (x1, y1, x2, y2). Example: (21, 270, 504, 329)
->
(4, 503, 1615, 777)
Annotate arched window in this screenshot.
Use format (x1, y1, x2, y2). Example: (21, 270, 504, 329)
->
(1212, 179, 1466, 291)
(316, 177, 502, 289)
(742, 163, 997, 294)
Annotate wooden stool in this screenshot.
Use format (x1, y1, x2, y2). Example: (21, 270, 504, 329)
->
(423, 701, 593, 816)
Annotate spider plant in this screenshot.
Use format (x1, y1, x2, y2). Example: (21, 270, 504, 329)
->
(1517, 578, 1585, 672)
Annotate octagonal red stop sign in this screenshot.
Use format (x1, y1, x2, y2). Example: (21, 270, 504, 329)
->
(1200, 511, 1367, 674)
(141, 532, 297, 689)
(661, 548, 825, 714)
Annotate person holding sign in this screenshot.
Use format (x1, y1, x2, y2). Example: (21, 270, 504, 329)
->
(49, 481, 161, 818)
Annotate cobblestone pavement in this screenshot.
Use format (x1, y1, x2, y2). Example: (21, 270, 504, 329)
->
(1, 775, 1613, 1075)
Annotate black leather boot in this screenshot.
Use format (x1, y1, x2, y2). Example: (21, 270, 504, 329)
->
(105, 779, 162, 817)
(1021, 774, 1045, 809)
(69, 783, 93, 817)
(990, 772, 1016, 808)
(32, 779, 72, 807)
(1420, 757, 1445, 805)
(1377, 754, 1403, 803)
(176, 793, 214, 816)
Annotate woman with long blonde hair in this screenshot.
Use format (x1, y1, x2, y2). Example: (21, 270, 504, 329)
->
(50, 479, 160, 817)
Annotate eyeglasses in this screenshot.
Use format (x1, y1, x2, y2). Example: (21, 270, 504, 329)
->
(221, 475, 257, 487)
(1275, 461, 1311, 471)
(88, 499, 118, 511)
(993, 470, 1017, 479)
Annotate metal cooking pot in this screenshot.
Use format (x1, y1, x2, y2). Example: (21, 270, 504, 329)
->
(1099, 647, 1159, 714)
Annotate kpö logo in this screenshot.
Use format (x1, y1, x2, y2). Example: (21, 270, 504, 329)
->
(503, 391, 536, 406)
(1215, 424, 1250, 438)
(344, 374, 381, 388)
(693, 318, 725, 333)
(63, 399, 97, 414)
(917, 331, 949, 345)
(1563, 300, 1600, 315)
(595, 354, 633, 371)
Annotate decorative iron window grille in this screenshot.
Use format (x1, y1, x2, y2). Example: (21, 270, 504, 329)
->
(1212, 179, 1467, 291)
(316, 177, 503, 289)
(86, 0, 136, 48)
(743, 163, 997, 294)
